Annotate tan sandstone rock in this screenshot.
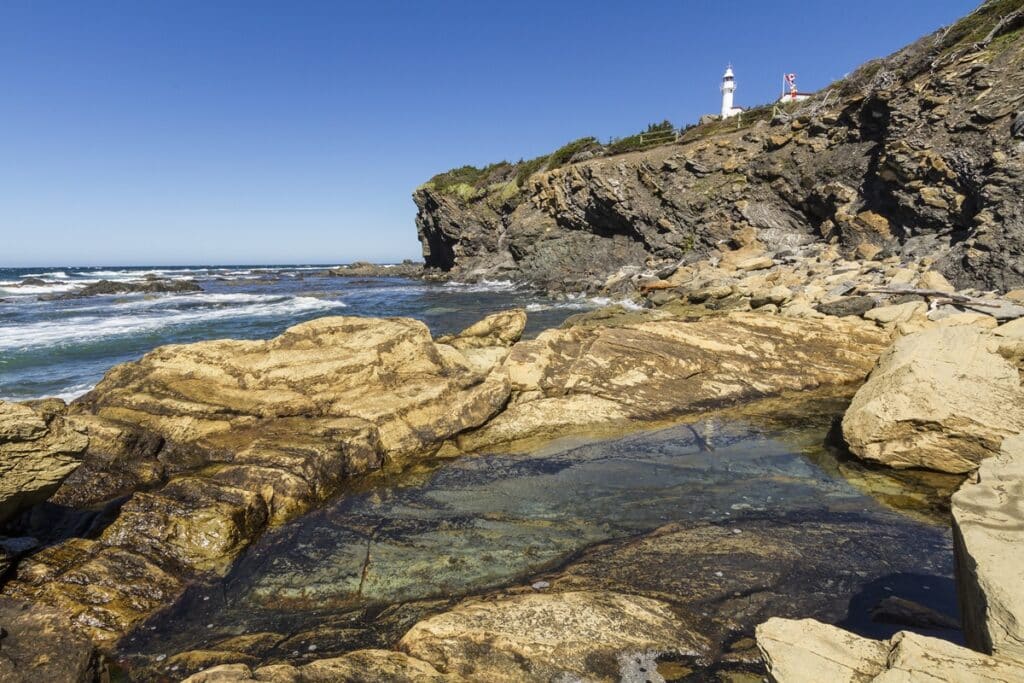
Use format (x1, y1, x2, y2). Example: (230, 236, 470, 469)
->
(917, 270, 956, 292)
(864, 300, 928, 325)
(0, 401, 87, 524)
(843, 327, 1024, 472)
(457, 312, 887, 450)
(398, 590, 702, 683)
(4, 315, 511, 644)
(953, 435, 1024, 663)
(436, 308, 526, 349)
(756, 617, 1024, 682)
(181, 649, 456, 683)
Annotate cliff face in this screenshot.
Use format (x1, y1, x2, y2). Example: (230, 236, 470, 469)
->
(414, 0, 1024, 293)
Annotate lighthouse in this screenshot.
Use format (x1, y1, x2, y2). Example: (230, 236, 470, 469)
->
(721, 66, 743, 119)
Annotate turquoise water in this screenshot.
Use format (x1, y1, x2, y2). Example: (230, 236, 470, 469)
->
(0, 265, 599, 401)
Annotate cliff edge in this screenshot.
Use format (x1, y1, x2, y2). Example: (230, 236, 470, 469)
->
(414, 0, 1024, 294)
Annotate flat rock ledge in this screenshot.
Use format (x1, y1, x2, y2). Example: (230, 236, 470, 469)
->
(458, 311, 887, 451)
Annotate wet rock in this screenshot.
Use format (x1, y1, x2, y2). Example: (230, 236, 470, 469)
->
(815, 296, 878, 317)
(459, 312, 886, 450)
(181, 650, 454, 682)
(398, 590, 704, 683)
(4, 315, 510, 643)
(756, 617, 1024, 683)
(843, 327, 1024, 472)
(327, 260, 425, 279)
(952, 434, 1024, 661)
(0, 597, 99, 682)
(56, 278, 202, 299)
(0, 401, 87, 524)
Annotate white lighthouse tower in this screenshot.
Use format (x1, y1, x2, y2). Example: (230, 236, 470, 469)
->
(721, 65, 742, 119)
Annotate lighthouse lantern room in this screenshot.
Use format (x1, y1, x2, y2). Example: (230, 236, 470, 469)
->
(721, 66, 743, 119)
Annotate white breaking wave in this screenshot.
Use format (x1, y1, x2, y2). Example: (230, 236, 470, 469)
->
(0, 295, 346, 351)
(0, 282, 86, 296)
(442, 279, 518, 292)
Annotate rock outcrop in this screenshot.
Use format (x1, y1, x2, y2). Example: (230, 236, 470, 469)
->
(459, 311, 887, 450)
(0, 400, 87, 524)
(398, 590, 703, 683)
(3, 316, 513, 644)
(181, 650, 454, 683)
(842, 327, 1024, 472)
(54, 278, 202, 299)
(953, 434, 1024, 662)
(756, 617, 1024, 682)
(415, 1, 1024, 293)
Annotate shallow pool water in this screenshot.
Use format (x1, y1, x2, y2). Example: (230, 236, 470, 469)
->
(118, 398, 959, 678)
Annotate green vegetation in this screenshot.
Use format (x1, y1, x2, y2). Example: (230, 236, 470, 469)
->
(606, 120, 676, 155)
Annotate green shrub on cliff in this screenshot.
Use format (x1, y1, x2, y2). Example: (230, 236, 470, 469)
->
(606, 120, 676, 155)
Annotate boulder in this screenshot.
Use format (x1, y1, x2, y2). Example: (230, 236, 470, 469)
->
(458, 312, 887, 450)
(756, 617, 1024, 682)
(436, 309, 526, 349)
(994, 317, 1024, 339)
(0, 401, 87, 524)
(917, 270, 956, 292)
(864, 300, 928, 325)
(842, 327, 1024, 472)
(815, 295, 877, 317)
(952, 435, 1024, 662)
(398, 590, 702, 683)
(0, 597, 99, 683)
(4, 315, 511, 644)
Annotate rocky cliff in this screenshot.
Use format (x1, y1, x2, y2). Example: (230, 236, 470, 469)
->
(414, 0, 1024, 293)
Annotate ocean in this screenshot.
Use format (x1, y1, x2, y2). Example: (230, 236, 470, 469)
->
(0, 265, 605, 403)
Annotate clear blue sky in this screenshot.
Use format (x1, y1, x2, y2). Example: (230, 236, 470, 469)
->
(0, 0, 977, 266)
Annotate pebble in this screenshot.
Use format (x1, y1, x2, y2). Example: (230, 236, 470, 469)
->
(715, 571, 724, 577)
(308, 644, 317, 652)
(532, 580, 550, 591)
(155, 654, 167, 662)
(732, 528, 742, 534)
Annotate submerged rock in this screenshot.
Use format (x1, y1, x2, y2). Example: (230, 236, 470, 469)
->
(842, 327, 1024, 472)
(0, 596, 99, 683)
(952, 434, 1024, 662)
(0, 400, 88, 524)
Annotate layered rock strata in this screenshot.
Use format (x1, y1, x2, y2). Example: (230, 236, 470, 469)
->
(415, 1, 1024, 293)
(3, 315, 516, 644)
(457, 311, 887, 450)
